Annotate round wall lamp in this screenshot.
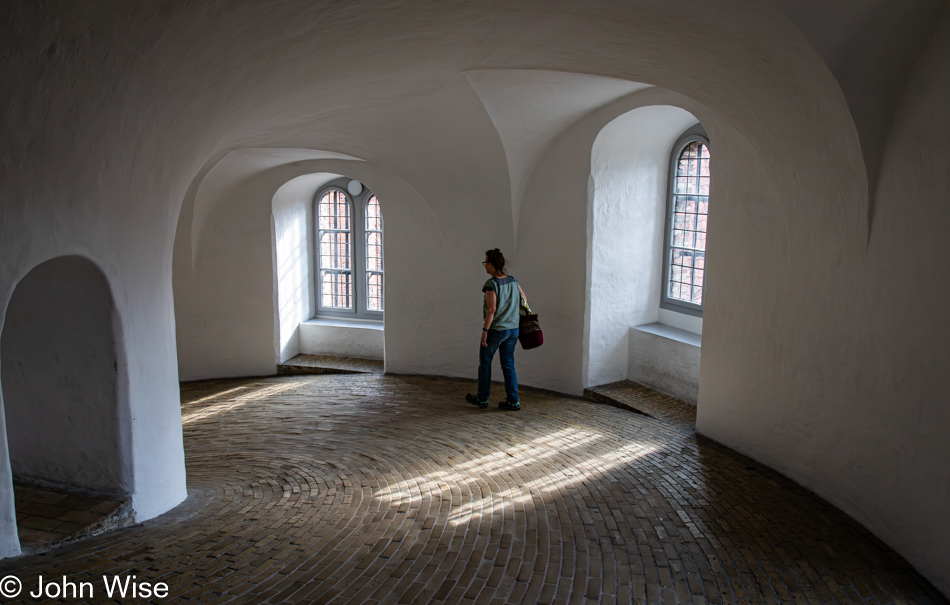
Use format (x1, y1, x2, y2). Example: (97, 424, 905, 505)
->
(347, 180, 363, 196)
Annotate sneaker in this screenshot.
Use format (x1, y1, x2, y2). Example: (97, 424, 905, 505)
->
(498, 399, 521, 411)
(466, 393, 489, 409)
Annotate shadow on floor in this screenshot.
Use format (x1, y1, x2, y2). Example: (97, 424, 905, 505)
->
(14, 481, 132, 554)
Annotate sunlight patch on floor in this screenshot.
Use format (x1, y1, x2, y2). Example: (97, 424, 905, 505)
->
(181, 381, 302, 424)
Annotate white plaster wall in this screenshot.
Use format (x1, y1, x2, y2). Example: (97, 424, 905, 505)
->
(175, 153, 341, 380)
(273, 173, 334, 363)
(697, 7, 950, 593)
(694, 8, 950, 594)
(586, 106, 699, 387)
(299, 323, 384, 360)
(861, 13, 950, 584)
(658, 308, 703, 335)
(766, 0, 946, 208)
(0, 422, 17, 558)
(465, 71, 650, 238)
(0, 0, 192, 534)
(0, 257, 131, 495)
(628, 326, 701, 403)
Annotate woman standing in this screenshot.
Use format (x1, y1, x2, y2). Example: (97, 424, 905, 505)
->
(466, 248, 526, 411)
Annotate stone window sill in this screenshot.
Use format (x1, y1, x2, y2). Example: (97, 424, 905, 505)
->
(303, 317, 384, 330)
(632, 323, 701, 348)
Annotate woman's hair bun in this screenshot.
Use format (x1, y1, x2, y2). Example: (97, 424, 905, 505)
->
(485, 248, 506, 273)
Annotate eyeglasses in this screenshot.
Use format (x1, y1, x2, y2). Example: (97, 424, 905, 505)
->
(481, 261, 489, 266)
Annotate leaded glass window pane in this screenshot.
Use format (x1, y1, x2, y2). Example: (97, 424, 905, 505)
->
(668, 142, 710, 306)
(365, 195, 384, 312)
(317, 190, 353, 309)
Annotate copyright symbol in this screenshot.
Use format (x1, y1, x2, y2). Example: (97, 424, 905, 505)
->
(0, 575, 21, 598)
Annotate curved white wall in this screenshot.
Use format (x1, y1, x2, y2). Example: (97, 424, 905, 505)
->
(273, 173, 331, 362)
(2, 1, 948, 595)
(694, 8, 950, 591)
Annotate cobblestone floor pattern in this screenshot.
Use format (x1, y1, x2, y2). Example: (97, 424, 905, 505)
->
(2, 374, 944, 604)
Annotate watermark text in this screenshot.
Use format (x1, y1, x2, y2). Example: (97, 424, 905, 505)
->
(0, 574, 168, 600)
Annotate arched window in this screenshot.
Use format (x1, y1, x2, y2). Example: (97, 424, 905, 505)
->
(661, 127, 710, 317)
(315, 179, 383, 319)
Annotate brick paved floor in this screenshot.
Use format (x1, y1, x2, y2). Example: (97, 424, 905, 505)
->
(13, 483, 127, 552)
(2, 374, 944, 604)
(585, 381, 697, 433)
(278, 354, 385, 375)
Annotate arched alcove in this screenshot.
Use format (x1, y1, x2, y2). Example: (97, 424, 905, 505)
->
(587, 104, 704, 400)
(174, 149, 440, 381)
(274, 173, 386, 363)
(1, 256, 131, 496)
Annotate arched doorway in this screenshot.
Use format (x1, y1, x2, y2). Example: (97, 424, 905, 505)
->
(1, 256, 131, 550)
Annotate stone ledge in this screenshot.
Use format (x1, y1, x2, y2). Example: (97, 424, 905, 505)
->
(632, 322, 701, 347)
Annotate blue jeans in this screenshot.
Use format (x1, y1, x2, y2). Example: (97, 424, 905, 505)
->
(477, 328, 519, 402)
